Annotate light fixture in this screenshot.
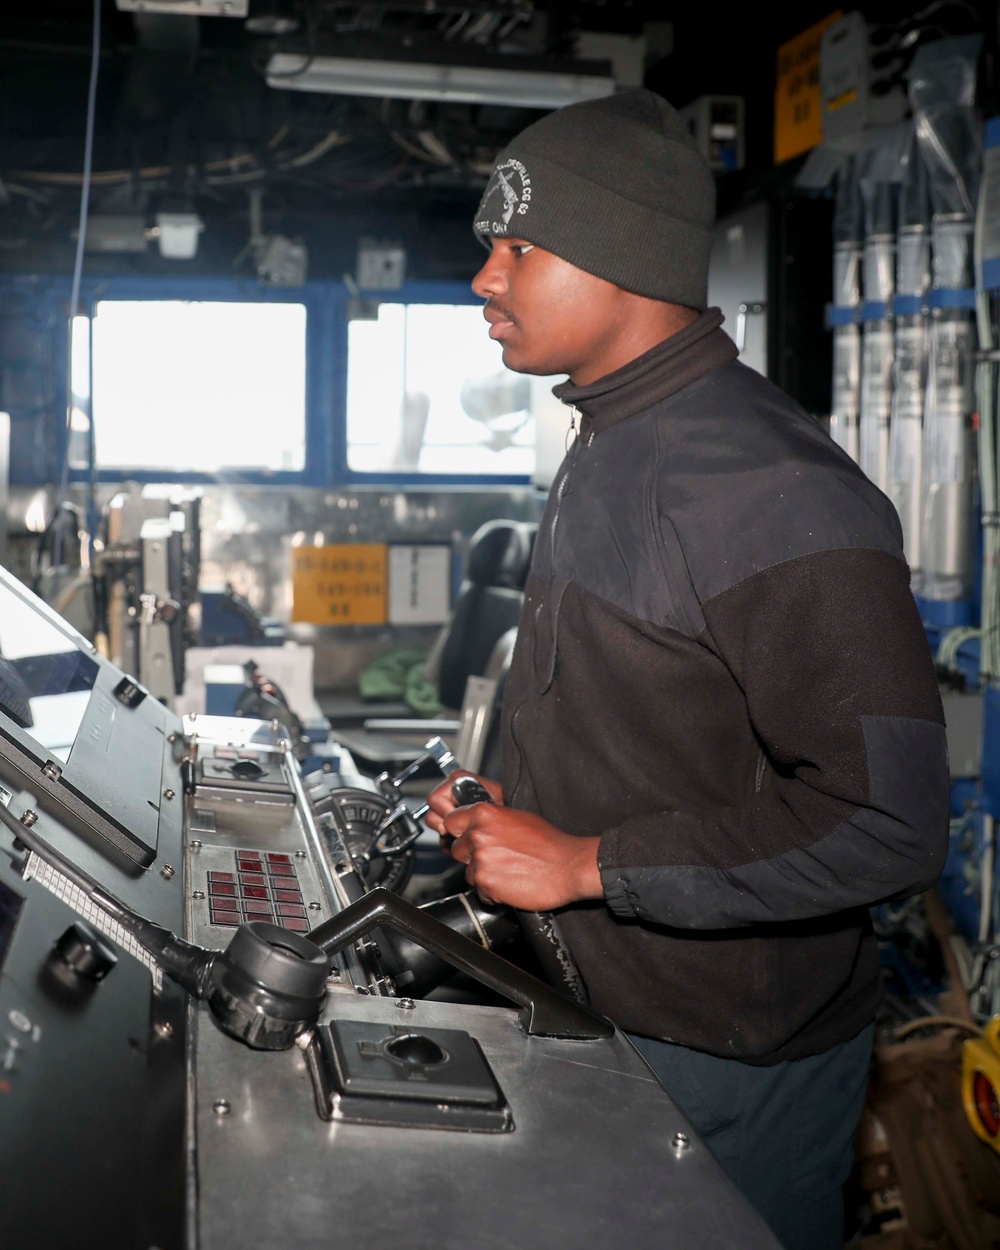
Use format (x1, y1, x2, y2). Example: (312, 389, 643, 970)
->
(154, 212, 204, 260)
(115, 0, 249, 15)
(245, 0, 300, 35)
(265, 54, 615, 110)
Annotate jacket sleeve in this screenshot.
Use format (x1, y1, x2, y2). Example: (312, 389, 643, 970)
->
(597, 546, 951, 929)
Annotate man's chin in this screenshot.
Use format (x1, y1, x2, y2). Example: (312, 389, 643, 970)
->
(499, 344, 551, 377)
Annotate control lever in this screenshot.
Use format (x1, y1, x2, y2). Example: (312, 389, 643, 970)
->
(374, 738, 590, 1005)
(370, 787, 487, 856)
(370, 738, 458, 856)
(307, 888, 611, 1040)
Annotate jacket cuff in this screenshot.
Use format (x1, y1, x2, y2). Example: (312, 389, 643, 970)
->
(598, 830, 637, 918)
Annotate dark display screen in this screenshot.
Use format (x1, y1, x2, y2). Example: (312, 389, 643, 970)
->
(0, 875, 24, 975)
(0, 582, 99, 761)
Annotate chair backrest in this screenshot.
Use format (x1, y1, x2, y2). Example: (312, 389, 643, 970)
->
(473, 627, 519, 782)
(435, 519, 536, 711)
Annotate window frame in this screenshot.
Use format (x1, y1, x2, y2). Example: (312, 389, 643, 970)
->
(27, 274, 533, 490)
(63, 275, 334, 488)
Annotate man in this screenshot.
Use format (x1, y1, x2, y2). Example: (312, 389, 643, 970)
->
(425, 88, 949, 1250)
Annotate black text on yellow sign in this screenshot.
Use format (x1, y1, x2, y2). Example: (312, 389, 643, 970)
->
(291, 543, 388, 625)
(774, 11, 842, 165)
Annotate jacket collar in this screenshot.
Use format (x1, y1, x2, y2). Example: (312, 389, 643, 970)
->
(552, 308, 738, 435)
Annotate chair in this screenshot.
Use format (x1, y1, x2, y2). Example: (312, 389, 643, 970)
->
(332, 518, 536, 775)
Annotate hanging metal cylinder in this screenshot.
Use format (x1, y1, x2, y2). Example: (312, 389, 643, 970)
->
(922, 214, 977, 607)
(908, 34, 982, 619)
(858, 168, 897, 493)
(859, 279, 895, 492)
(829, 160, 863, 461)
(888, 222, 931, 593)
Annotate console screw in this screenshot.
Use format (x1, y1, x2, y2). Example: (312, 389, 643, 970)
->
(308, 901, 321, 910)
(672, 1132, 690, 1153)
(295, 849, 307, 858)
(41, 761, 61, 782)
(213, 1099, 231, 1116)
(192, 890, 206, 900)
(154, 1021, 173, 1040)
(161, 864, 175, 880)
(397, 998, 416, 1010)
(191, 839, 202, 849)
(163, 789, 175, 801)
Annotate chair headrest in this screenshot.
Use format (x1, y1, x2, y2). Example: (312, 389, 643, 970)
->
(466, 519, 537, 589)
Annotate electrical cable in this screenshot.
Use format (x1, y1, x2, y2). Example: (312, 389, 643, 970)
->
(974, 153, 1000, 680)
(892, 1014, 984, 1039)
(53, 0, 101, 577)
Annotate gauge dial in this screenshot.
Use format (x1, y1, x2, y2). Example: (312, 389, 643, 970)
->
(318, 788, 414, 894)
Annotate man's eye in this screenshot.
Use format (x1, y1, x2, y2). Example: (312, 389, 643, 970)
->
(511, 243, 535, 257)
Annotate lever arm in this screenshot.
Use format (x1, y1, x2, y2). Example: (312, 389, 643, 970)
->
(307, 887, 612, 1040)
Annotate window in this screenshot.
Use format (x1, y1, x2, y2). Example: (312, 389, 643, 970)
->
(71, 299, 307, 475)
(346, 302, 552, 478)
(0, 275, 563, 487)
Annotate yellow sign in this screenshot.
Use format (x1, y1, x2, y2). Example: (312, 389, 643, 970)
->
(291, 543, 388, 626)
(774, 12, 842, 165)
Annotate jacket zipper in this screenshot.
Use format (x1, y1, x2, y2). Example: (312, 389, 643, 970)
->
(509, 407, 582, 807)
(549, 407, 583, 566)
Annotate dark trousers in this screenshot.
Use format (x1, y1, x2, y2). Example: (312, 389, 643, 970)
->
(627, 1023, 875, 1250)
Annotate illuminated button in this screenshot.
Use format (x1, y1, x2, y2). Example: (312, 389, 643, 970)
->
(282, 918, 309, 933)
(274, 889, 302, 903)
(277, 903, 306, 918)
(209, 882, 237, 897)
(208, 871, 235, 883)
(269, 863, 295, 878)
(242, 885, 269, 900)
(267, 853, 291, 864)
(239, 873, 267, 887)
(210, 909, 240, 927)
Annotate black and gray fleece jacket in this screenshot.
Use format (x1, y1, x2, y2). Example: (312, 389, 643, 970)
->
(500, 308, 950, 1064)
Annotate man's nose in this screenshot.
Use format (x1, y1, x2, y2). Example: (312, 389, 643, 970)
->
(471, 249, 507, 299)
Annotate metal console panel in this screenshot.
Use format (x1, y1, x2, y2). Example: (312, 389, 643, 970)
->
(193, 993, 779, 1250)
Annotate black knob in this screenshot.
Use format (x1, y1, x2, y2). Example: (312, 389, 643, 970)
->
(452, 776, 493, 806)
(207, 921, 328, 1050)
(53, 921, 118, 983)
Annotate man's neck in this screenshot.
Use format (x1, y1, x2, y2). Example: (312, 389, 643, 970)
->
(568, 301, 700, 386)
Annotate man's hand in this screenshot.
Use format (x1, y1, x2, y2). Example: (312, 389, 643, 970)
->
(423, 771, 505, 834)
(442, 803, 603, 910)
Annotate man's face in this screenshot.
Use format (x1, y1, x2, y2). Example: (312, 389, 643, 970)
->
(471, 238, 644, 385)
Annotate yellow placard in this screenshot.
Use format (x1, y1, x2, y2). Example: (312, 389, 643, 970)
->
(774, 11, 842, 165)
(291, 543, 388, 626)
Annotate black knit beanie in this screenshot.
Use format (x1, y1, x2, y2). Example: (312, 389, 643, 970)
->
(473, 89, 716, 310)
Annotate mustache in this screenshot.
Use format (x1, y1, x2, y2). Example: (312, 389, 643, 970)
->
(484, 299, 516, 323)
